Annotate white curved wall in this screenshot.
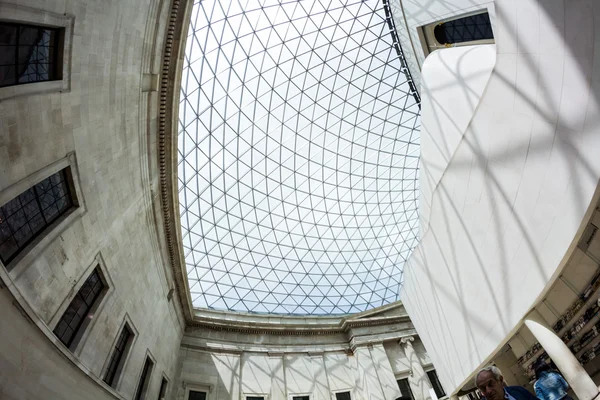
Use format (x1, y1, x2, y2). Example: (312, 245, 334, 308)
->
(418, 44, 496, 230)
(401, 0, 600, 393)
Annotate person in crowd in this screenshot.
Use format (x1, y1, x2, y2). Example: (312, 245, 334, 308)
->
(475, 366, 537, 400)
(533, 359, 571, 400)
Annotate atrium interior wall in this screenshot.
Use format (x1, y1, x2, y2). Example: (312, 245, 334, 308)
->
(0, 0, 184, 398)
(175, 304, 432, 400)
(401, 0, 600, 395)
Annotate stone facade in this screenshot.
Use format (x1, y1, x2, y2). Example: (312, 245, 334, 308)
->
(0, 0, 184, 399)
(175, 305, 439, 400)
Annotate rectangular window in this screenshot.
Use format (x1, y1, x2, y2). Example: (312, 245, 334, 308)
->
(293, 397, 310, 400)
(104, 324, 133, 387)
(427, 370, 446, 398)
(0, 168, 73, 265)
(397, 378, 415, 400)
(419, 10, 494, 55)
(246, 397, 265, 400)
(336, 393, 351, 400)
(0, 22, 62, 87)
(135, 356, 155, 400)
(158, 378, 168, 400)
(188, 391, 207, 400)
(52, 268, 105, 348)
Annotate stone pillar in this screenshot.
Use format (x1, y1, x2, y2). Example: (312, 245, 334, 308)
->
(524, 310, 599, 400)
(401, 336, 433, 400)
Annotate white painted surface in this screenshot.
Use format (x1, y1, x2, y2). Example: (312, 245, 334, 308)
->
(175, 311, 434, 400)
(401, 0, 600, 394)
(419, 45, 496, 229)
(176, 349, 402, 400)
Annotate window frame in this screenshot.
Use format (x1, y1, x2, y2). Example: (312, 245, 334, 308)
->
(0, 3, 73, 100)
(184, 382, 213, 400)
(52, 266, 105, 349)
(290, 395, 311, 400)
(416, 6, 495, 57)
(332, 390, 352, 400)
(0, 152, 85, 273)
(0, 167, 74, 266)
(425, 369, 446, 399)
(134, 351, 156, 400)
(396, 377, 415, 400)
(0, 21, 63, 88)
(158, 374, 170, 400)
(48, 252, 114, 353)
(101, 314, 138, 390)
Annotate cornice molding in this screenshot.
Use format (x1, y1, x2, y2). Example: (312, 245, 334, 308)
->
(180, 327, 418, 356)
(186, 313, 412, 336)
(158, 0, 194, 322)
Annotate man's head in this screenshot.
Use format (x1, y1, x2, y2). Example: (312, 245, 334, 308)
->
(475, 366, 505, 400)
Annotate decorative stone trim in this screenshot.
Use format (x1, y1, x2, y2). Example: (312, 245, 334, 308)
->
(158, 0, 194, 322)
(400, 336, 415, 345)
(186, 314, 412, 336)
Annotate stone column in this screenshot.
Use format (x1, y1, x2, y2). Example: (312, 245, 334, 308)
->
(524, 310, 599, 400)
(401, 336, 434, 400)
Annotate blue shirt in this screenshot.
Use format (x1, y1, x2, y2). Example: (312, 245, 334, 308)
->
(505, 389, 517, 400)
(534, 371, 569, 400)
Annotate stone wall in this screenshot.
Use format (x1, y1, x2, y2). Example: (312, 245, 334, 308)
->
(0, 0, 184, 399)
(175, 307, 437, 400)
(175, 339, 435, 400)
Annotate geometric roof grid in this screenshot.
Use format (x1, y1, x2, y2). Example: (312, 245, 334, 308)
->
(178, 0, 421, 315)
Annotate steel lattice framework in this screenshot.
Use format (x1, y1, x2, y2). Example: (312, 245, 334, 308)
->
(178, 0, 421, 315)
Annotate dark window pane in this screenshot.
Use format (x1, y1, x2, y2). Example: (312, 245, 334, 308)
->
(53, 320, 68, 338)
(6, 208, 26, 231)
(52, 269, 105, 348)
(0, 169, 73, 265)
(158, 378, 168, 400)
(293, 397, 310, 400)
(189, 391, 207, 400)
(28, 212, 46, 235)
(0, 22, 60, 88)
(0, 237, 17, 261)
(427, 370, 446, 398)
(135, 357, 154, 400)
(13, 223, 33, 246)
(0, 65, 15, 86)
(104, 326, 132, 387)
(43, 204, 60, 222)
(397, 378, 415, 400)
(434, 12, 493, 45)
(246, 397, 263, 400)
(0, 25, 17, 45)
(336, 393, 351, 400)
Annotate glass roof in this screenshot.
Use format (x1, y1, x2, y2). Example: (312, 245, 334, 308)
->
(178, 0, 421, 315)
